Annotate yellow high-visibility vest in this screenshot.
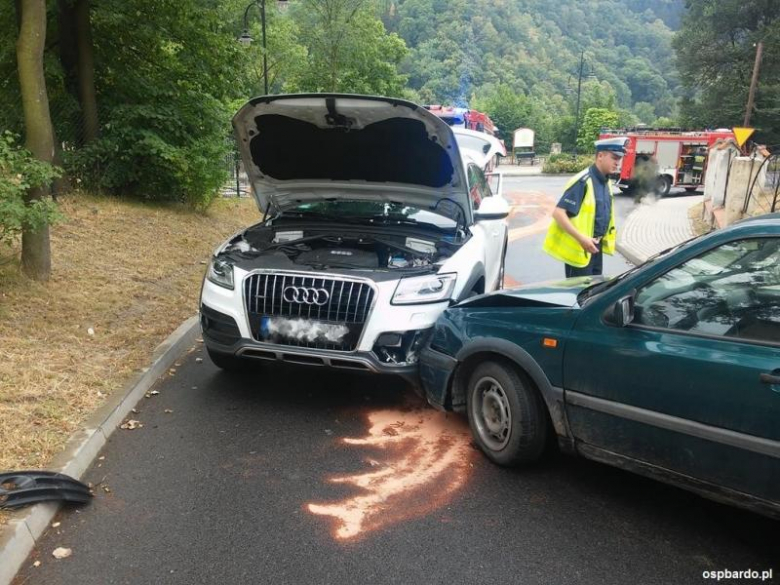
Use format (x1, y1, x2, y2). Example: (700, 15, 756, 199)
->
(543, 168, 616, 268)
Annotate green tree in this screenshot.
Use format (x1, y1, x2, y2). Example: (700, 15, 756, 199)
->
(0, 132, 61, 250)
(288, 0, 408, 95)
(394, 0, 681, 114)
(471, 84, 534, 147)
(674, 0, 780, 142)
(633, 102, 656, 125)
(577, 107, 620, 153)
(66, 0, 252, 207)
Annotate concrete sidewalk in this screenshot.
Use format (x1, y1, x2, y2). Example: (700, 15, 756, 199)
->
(617, 194, 703, 266)
(495, 163, 543, 176)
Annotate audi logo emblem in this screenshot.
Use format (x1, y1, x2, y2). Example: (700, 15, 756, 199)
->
(283, 286, 330, 306)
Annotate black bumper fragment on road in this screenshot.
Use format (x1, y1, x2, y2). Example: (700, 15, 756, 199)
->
(0, 471, 93, 509)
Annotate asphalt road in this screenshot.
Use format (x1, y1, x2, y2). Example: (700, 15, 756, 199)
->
(502, 174, 634, 285)
(16, 177, 779, 585)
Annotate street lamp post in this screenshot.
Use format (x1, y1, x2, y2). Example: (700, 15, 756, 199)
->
(238, 0, 288, 95)
(571, 50, 597, 156)
(573, 50, 585, 155)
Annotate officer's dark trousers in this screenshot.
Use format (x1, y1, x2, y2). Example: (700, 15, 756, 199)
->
(564, 242, 603, 277)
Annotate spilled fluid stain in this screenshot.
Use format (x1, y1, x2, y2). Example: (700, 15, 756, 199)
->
(307, 408, 474, 541)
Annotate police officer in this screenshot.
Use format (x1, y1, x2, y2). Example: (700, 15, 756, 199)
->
(543, 137, 627, 277)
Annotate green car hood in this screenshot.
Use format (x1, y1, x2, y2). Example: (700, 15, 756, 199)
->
(459, 276, 609, 308)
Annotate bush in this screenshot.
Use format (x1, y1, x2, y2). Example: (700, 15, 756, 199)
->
(66, 100, 231, 210)
(543, 154, 593, 174)
(0, 132, 62, 247)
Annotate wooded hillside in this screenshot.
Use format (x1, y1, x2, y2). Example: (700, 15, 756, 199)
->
(388, 0, 682, 121)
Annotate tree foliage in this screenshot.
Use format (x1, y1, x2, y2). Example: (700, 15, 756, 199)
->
(577, 108, 621, 153)
(387, 0, 681, 114)
(0, 132, 61, 248)
(285, 0, 408, 95)
(62, 0, 252, 207)
(1, 0, 715, 216)
(673, 0, 780, 145)
(471, 85, 534, 147)
(379, 0, 684, 152)
(1, 0, 411, 206)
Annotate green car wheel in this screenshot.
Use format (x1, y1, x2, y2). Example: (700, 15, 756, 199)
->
(466, 361, 548, 466)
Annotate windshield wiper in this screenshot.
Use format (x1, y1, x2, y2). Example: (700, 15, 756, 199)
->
(576, 236, 702, 305)
(279, 210, 366, 224)
(368, 214, 423, 226)
(576, 264, 642, 305)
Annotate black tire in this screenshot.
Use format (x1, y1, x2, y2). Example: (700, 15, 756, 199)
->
(655, 175, 672, 197)
(684, 187, 699, 193)
(466, 360, 548, 466)
(206, 347, 251, 371)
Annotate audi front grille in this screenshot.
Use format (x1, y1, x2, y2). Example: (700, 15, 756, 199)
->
(243, 273, 375, 352)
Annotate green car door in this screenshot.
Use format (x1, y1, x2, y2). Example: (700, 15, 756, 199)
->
(562, 235, 780, 506)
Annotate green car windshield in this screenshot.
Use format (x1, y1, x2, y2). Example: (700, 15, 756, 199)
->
(576, 236, 699, 305)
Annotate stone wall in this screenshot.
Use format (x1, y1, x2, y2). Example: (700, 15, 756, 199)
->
(703, 151, 778, 228)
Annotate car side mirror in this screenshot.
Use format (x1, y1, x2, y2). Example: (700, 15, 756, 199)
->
(475, 196, 509, 221)
(612, 294, 635, 327)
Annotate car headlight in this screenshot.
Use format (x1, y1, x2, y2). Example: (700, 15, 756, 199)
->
(392, 273, 456, 305)
(207, 256, 234, 290)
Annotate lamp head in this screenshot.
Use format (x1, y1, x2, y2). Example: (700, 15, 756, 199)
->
(238, 30, 253, 46)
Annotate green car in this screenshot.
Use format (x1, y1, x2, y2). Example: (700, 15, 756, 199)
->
(419, 214, 780, 518)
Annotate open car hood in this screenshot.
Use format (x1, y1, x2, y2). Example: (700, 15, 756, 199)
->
(232, 94, 471, 225)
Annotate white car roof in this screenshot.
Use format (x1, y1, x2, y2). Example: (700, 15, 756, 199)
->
(452, 127, 505, 170)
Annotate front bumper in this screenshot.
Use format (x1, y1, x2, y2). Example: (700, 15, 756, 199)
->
(201, 269, 449, 353)
(202, 332, 421, 383)
(418, 345, 459, 410)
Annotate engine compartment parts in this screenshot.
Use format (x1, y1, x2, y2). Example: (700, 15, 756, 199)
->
(273, 230, 304, 243)
(405, 237, 437, 255)
(295, 248, 379, 269)
(225, 226, 455, 272)
(0, 471, 93, 510)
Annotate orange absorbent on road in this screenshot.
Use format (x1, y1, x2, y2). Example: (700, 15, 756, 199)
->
(307, 408, 474, 540)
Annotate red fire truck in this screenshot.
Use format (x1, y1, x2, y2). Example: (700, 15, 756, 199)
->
(598, 128, 735, 195)
(424, 105, 498, 136)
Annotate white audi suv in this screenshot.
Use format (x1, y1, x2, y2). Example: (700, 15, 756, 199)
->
(200, 94, 509, 381)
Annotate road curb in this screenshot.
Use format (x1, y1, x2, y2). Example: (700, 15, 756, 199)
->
(0, 315, 201, 585)
(615, 240, 645, 266)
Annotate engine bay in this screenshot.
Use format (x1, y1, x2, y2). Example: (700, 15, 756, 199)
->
(218, 223, 462, 274)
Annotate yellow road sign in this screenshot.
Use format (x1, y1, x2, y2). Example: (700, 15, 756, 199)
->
(733, 127, 755, 148)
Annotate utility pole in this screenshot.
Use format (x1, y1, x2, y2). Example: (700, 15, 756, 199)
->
(744, 41, 763, 127)
(573, 50, 584, 156)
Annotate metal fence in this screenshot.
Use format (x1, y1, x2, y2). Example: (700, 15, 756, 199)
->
(741, 153, 780, 216)
(221, 137, 251, 198)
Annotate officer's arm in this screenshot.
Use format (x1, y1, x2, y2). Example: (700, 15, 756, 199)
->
(552, 208, 599, 253)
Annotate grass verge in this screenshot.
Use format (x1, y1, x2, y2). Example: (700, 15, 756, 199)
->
(0, 192, 259, 520)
